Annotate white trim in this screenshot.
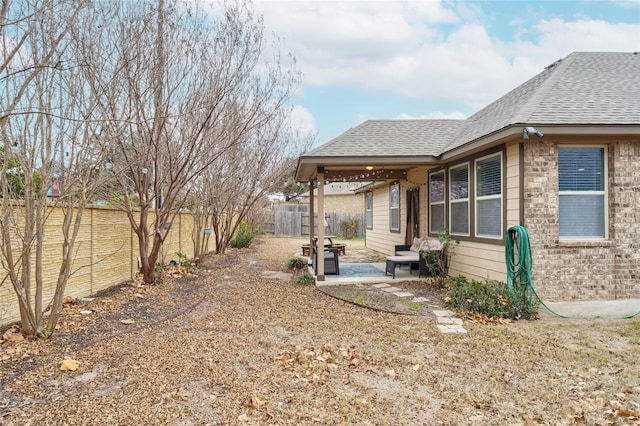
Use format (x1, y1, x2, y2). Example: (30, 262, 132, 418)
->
(558, 145, 608, 240)
(474, 152, 503, 240)
(449, 162, 470, 237)
(428, 170, 446, 234)
(389, 182, 400, 232)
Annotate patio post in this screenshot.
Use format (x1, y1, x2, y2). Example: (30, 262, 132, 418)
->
(316, 167, 325, 280)
(308, 180, 314, 255)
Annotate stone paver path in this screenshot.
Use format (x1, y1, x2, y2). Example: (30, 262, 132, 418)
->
(365, 283, 467, 334)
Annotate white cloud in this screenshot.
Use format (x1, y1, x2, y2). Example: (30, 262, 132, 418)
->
(289, 104, 317, 136)
(253, 0, 640, 110)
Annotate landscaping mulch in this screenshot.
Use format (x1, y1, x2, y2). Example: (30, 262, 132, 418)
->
(0, 236, 638, 425)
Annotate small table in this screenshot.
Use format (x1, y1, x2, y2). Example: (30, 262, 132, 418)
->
(385, 256, 419, 279)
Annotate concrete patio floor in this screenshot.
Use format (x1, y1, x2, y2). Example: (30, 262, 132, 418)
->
(316, 262, 422, 285)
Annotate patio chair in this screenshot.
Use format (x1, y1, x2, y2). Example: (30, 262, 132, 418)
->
(312, 240, 340, 275)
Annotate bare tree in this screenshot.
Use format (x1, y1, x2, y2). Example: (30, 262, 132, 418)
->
(0, 0, 105, 338)
(83, 0, 301, 283)
(189, 116, 313, 256)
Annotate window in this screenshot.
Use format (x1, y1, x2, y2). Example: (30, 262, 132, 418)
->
(429, 171, 445, 233)
(389, 182, 400, 232)
(559, 147, 606, 239)
(449, 164, 469, 236)
(475, 153, 502, 238)
(365, 192, 373, 229)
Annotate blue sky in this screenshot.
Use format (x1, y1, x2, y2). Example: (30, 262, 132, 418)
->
(248, 0, 640, 148)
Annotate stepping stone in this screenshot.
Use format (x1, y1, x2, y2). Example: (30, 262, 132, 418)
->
(393, 292, 414, 298)
(381, 286, 402, 293)
(437, 324, 467, 334)
(433, 309, 455, 317)
(412, 297, 429, 303)
(437, 317, 463, 325)
(371, 283, 391, 289)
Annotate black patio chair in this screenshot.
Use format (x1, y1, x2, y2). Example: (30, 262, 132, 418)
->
(312, 240, 340, 275)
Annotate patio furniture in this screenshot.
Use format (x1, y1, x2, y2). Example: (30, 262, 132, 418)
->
(303, 242, 345, 256)
(331, 243, 346, 255)
(392, 244, 420, 274)
(385, 255, 419, 279)
(312, 240, 340, 275)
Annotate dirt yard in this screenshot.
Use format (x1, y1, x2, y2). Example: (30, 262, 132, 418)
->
(1, 236, 638, 425)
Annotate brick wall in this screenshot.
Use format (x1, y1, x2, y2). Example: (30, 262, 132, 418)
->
(0, 206, 197, 326)
(523, 138, 640, 301)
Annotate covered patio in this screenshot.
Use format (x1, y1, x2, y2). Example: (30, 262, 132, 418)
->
(299, 236, 424, 285)
(294, 120, 463, 282)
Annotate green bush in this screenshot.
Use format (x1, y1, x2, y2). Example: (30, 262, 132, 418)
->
(176, 251, 189, 266)
(339, 217, 360, 239)
(229, 220, 256, 248)
(445, 275, 539, 320)
(286, 257, 307, 271)
(294, 271, 315, 286)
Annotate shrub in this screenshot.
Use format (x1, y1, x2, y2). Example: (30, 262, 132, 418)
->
(420, 231, 459, 287)
(294, 271, 315, 286)
(445, 275, 539, 320)
(229, 220, 256, 248)
(286, 257, 307, 271)
(339, 217, 360, 239)
(176, 251, 189, 266)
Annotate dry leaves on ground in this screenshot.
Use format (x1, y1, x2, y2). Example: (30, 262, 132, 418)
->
(0, 236, 638, 425)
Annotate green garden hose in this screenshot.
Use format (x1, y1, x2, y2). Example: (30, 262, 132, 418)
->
(506, 225, 639, 319)
(505, 226, 533, 305)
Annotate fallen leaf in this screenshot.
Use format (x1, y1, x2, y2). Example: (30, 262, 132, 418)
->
(617, 408, 640, 417)
(59, 358, 81, 371)
(2, 327, 24, 342)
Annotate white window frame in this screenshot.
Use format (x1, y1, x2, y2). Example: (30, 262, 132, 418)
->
(474, 153, 503, 239)
(429, 170, 446, 234)
(558, 145, 608, 240)
(365, 191, 373, 230)
(449, 163, 470, 237)
(389, 182, 400, 232)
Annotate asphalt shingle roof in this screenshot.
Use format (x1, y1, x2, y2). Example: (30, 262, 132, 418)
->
(305, 119, 468, 158)
(450, 51, 640, 150)
(300, 52, 640, 165)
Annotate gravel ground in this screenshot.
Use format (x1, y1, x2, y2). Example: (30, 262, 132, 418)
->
(1, 235, 639, 425)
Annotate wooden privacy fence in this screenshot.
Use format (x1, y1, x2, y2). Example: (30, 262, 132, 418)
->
(0, 205, 198, 327)
(260, 204, 364, 238)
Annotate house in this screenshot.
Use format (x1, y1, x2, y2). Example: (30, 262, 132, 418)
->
(299, 182, 365, 215)
(295, 51, 640, 301)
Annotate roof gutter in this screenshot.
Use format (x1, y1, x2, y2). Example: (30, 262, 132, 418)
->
(439, 124, 640, 162)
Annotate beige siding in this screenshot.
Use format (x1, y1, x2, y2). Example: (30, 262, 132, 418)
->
(448, 241, 506, 282)
(365, 170, 428, 256)
(505, 142, 522, 228)
(314, 193, 363, 214)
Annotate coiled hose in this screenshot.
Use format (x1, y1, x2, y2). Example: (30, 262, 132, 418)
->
(505, 226, 533, 305)
(506, 225, 639, 319)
